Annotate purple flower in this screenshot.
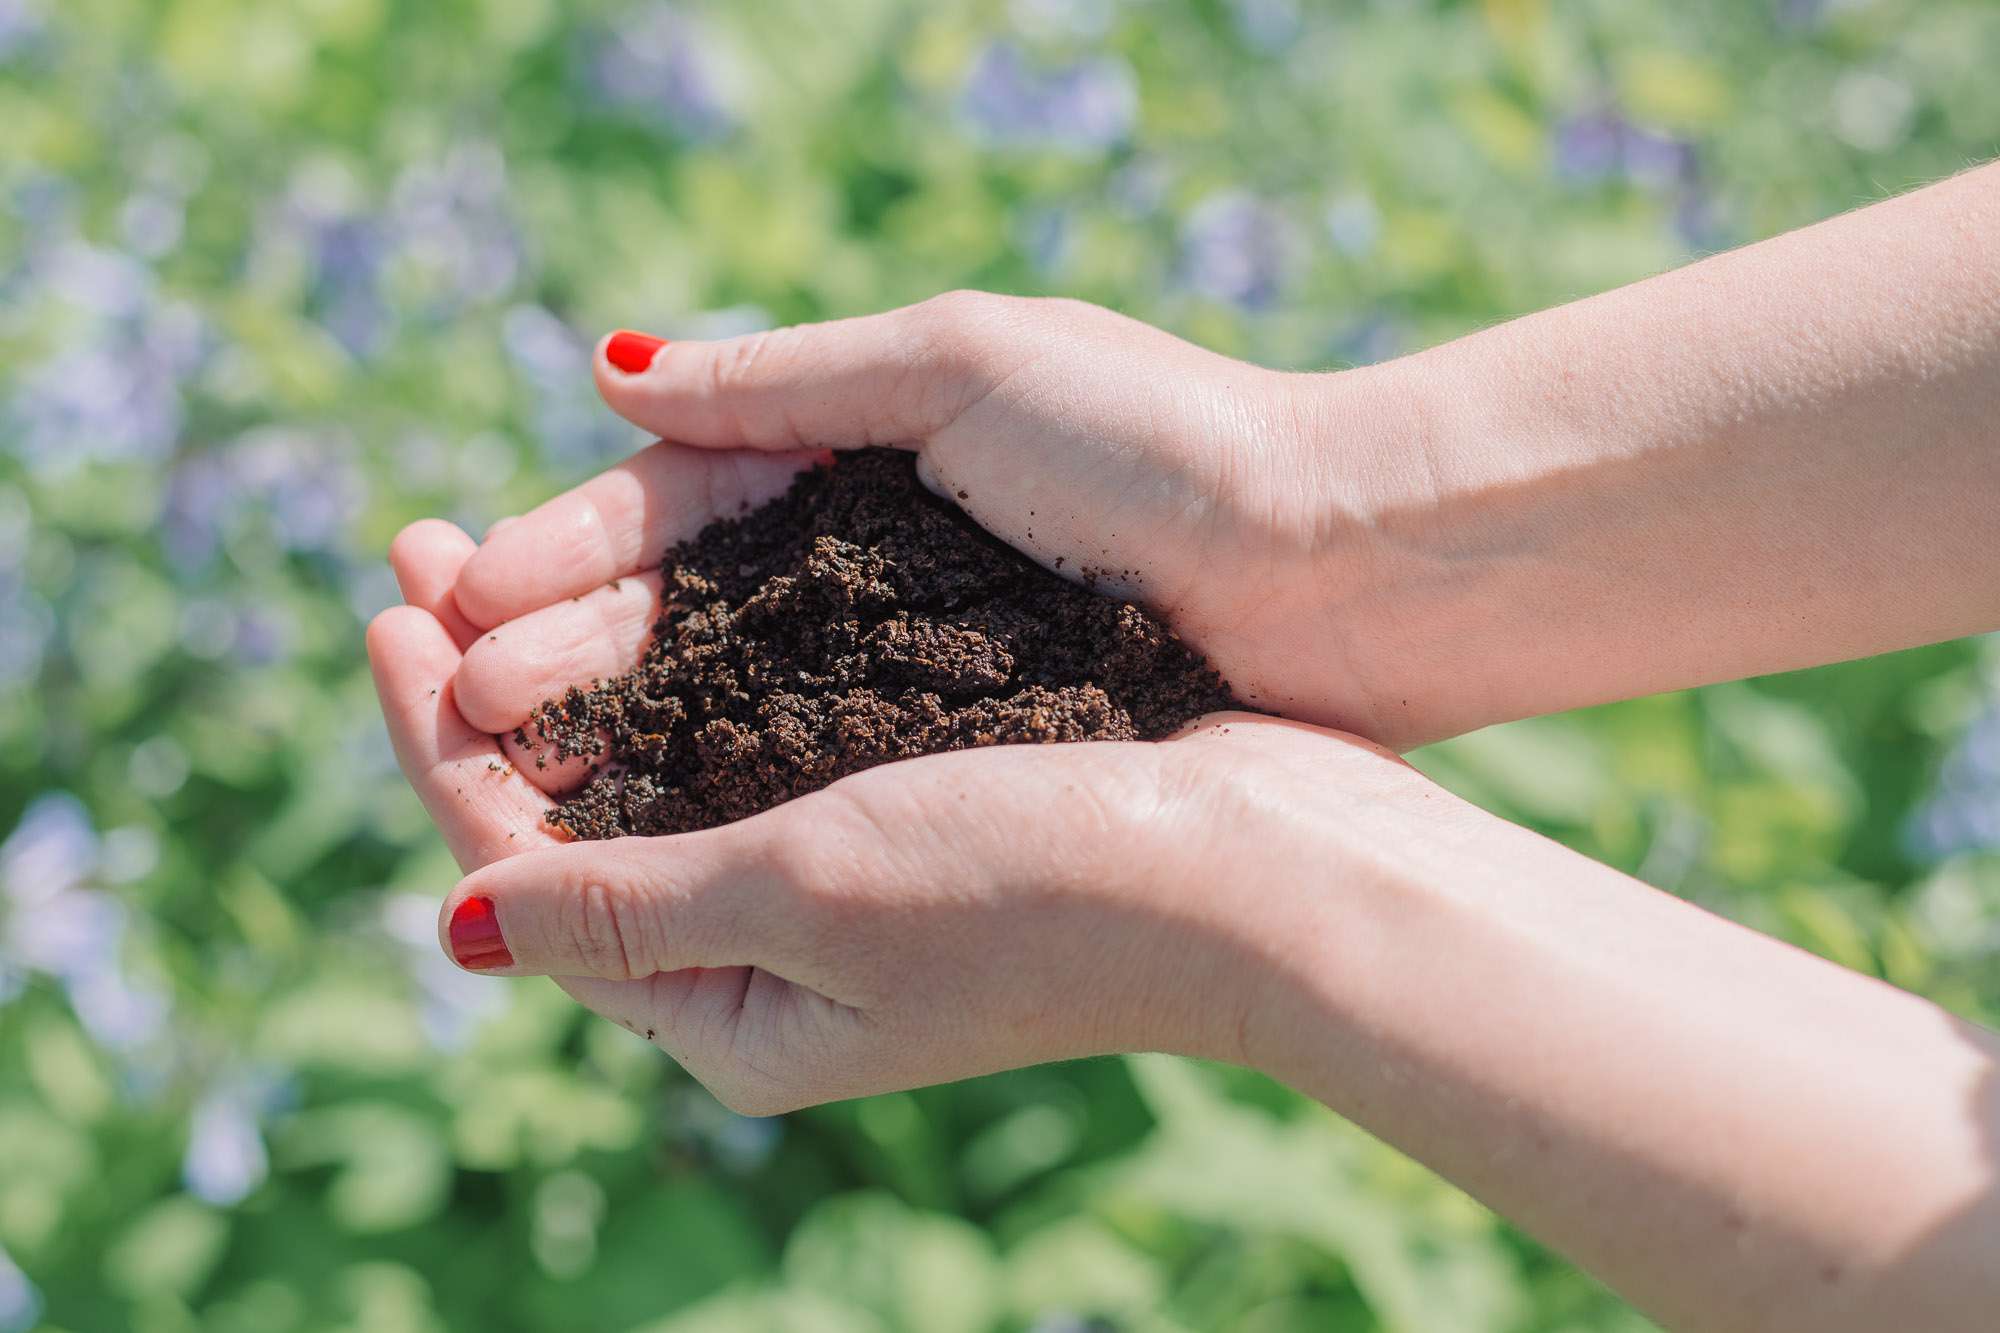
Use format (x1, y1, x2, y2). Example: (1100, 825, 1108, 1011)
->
(311, 217, 391, 356)
(1552, 108, 1698, 192)
(160, 457, 237, 571)
(1551, 105, 1717, 252)
(183, 1072, 286, 1206)
(1106, 157, 1170, 218)
(160, 428, 367, 571)
(1775, 0, 1828, 30)
(1229, 0, 1301, 53)
(184, 1094, 268, 1205)
(0, 798, 173, 1053)
(588, 2, 737, 139)
(388, 144, 525, 313)
(64, 960, 169, 1051)
(381, 892, 507, 1050)
(0, 488, 24, 564)
(1673, 188, 1729, 253)
(1016, 206, 1071, 276)
(4, 245, 208, 472)
(1622, 127, 1697, 191)
(1, 792, 98, 907)
(232, 429, 366, 554)
(1908, 700, 2000, 861)
(0, 1242, 40, 1333)
(230, 606, 291, 668)
(255, 148, 523, 356)
(1552, 111, 1626, 182)
(1178, 191, 1295, 311)
(959, 41, 1137, 154)
(505, 306, 632, 470)
(7, 887, 119, 984)
(7, 172, 71, 239)
(253, 165, 393, 356)
(0, 0, 42, 58)
(503, 303, 591, 383)
(119, 191, 185, 260)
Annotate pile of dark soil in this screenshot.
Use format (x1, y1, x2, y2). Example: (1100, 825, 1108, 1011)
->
(529, 448, 1239, 838)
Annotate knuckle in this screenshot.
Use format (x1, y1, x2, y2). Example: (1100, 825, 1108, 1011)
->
(709, 329, 774, 396)
(909, 290, 1004, 358)
(758, 789, 891, 923)
(706, 328, 802, 447)
(903, 291, 1055, 420)
(1034, 294, 1108, 328)
(552, 875, 650, 979)
(915, 287, 995, 326)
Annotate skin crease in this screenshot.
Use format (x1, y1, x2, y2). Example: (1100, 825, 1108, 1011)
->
(371, 161, 2000, 1330)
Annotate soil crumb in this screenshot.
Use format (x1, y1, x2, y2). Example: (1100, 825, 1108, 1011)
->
(533, 449, 1239, 838)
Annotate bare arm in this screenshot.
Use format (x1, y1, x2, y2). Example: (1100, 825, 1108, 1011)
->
(370, 162, 2000, 1329)
(1247, 766, 2000, 1332)
(370, 581, 2000, 1332)
(1331, 160, 2000, 740)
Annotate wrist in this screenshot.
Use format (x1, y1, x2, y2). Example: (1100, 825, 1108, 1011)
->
(1139, 726, 1465, 1078)
(1276, 351, 1518, 747)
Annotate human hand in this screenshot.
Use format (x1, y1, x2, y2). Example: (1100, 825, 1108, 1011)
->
(371, 485, 1423, 1113)
(434, 706, 1413, 1115)
(440, 292, 1439, 780)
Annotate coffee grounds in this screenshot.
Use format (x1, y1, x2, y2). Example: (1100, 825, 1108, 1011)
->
(530, 448, 1240, 839)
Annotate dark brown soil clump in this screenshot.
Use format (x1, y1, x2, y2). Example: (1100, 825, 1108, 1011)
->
(531, 449, 1239, 838)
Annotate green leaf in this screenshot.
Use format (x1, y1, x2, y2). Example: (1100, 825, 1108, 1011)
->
(104, 1197, 229, 1302)
(782, 1194, 1000, 1333)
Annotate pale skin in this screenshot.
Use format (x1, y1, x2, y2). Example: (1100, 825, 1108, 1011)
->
(369, 162, 2000, 1329)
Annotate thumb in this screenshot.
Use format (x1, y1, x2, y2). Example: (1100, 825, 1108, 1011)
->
(438, 827, 804, 981)
(593, 291, 1032, 451)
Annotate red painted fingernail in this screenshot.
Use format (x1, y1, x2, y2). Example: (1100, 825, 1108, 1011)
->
(605, 330, 666, 374)
(449, 895, 514, 971)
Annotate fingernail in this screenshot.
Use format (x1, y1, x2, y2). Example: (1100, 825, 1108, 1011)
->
(605, 330, 666, 375)
(449, 895, 514, 971)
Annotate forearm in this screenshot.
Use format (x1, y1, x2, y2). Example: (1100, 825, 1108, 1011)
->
(1320, 161, 2000, 742)
(1243, 785, 2000, 1331)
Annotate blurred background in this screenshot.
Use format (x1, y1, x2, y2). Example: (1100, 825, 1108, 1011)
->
(3, 0, 1999, 1328)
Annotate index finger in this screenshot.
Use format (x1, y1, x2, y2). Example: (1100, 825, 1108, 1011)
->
(452, 441, 817, 630)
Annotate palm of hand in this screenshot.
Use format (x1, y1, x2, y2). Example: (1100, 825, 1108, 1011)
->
(373, 512, 1377, 1110)
(369, 293, 1401, 1110)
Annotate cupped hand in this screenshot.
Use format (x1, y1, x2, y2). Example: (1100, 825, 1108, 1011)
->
(373, 506, 1423, 1111)
(441, 292, 1437, 788)
(366, 292, 1446, 1108)
(437, 706, 1413, 1115)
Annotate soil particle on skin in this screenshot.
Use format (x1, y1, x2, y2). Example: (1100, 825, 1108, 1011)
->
(533, 448, 1240, 839)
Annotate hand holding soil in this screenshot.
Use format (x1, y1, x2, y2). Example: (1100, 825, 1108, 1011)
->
(441, 292, 1428, 777)
(373, 159, 2000, 1333)
(371, 291, 1423, 1107)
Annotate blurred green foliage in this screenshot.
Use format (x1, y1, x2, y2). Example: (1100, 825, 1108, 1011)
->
(3, 0, 1999, 1329)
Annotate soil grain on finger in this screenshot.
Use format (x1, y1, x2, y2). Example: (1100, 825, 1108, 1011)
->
(535, 449, 1239, 838)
